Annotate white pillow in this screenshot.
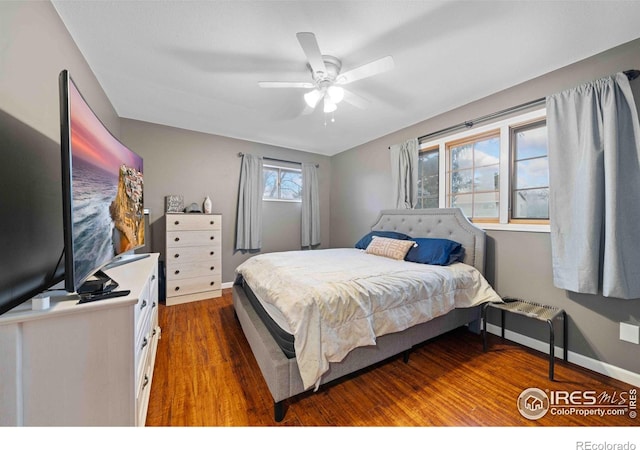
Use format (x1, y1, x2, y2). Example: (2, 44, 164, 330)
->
(365, 236, 416, 260)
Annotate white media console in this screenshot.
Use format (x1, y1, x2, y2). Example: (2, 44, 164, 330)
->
(0, 253, 160, 426)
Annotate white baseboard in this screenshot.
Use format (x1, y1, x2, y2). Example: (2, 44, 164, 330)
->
(222, 281, 234, 290)
(485, 322, 640, 388)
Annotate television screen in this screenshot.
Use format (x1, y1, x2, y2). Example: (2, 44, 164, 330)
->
(0, 109, 65, 316)
(60, 70, 145, 294)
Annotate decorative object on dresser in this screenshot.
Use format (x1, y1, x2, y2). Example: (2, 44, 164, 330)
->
(0, 254, 160, 426)
(203, 196, 212, 214)
(165, 213, 222, 305)
(165, 194, 184, 213)
(184, 202, 202, 213)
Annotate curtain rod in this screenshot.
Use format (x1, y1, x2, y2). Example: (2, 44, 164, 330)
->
(417, 97, 546, 143)
(237, 152, 319, 168)
(392, 69, 640, 147)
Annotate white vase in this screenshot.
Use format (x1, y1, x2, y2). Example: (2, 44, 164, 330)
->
(203, 196, 212, 214)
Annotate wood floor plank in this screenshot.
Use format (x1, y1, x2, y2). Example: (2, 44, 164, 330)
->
(145, 289, 639, 428)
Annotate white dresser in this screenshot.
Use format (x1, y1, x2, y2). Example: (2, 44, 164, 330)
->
(0, 254, 160, 426)
(165, 213, 222, 305)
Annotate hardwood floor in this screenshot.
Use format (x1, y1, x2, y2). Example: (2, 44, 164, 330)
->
(145, 289, 638, 428)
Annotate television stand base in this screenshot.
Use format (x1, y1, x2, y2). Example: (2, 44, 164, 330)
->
(78, 289, 131, 304)
(77, 270, 118, 295)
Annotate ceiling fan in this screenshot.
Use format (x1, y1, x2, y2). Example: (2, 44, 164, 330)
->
(259, 32, 394, 115)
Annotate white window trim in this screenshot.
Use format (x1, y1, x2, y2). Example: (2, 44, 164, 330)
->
(421, 108, 550, 233)
(263, 164, 303, 203)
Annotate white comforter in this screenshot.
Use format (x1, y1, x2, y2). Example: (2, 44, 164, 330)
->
(235, 248, 501, 390)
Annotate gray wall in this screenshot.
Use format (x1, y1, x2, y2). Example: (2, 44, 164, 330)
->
(330, 38, 640, 376)
(0, 1, 119, 143)
(120, 119, 331, 284)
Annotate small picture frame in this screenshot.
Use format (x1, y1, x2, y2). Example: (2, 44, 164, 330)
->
(165, 195, 184, 213)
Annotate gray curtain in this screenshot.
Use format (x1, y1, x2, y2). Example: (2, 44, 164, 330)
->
(301, 162, 321, 248)
(235, 153, 263, 251)
(547, 72, 640, 299)
(390, 138, 419, 209)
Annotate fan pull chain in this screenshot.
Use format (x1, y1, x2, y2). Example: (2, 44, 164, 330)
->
(324, 111, 335, 127)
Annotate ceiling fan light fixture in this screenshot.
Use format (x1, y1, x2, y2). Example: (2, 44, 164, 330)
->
(260, 33, 395, 120)
(323, 97, 337, 113)
(304, 89, 323, 108)
(327, 86, 344, 104)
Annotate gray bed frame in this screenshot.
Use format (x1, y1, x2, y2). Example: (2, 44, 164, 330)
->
(232, 208, 488, 421)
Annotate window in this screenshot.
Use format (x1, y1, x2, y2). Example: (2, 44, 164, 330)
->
(447, 131, 500, 221)
(418, 108, 549, 231)
(417, 147, 439, 209)
(263, 165, 302, 201)
(511, 121, 549, 221)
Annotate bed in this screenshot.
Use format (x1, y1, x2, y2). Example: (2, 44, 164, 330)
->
(232, 208, 501, 421)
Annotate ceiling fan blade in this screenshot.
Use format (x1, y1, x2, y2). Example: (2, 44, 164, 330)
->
(258, 81, 315, 88)
(342, 89, 370, 109)
(337, 56, 395, 85)
(296, 32, 327, 76)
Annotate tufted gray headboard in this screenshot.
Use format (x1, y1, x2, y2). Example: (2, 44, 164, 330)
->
(370, 208, 486, 275)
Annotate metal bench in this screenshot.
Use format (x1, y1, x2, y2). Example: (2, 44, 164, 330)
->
(482, 298, 567, 380)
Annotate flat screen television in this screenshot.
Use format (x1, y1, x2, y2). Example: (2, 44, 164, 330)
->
(0, 109, 66, 316)
(59, 70, 146, 296)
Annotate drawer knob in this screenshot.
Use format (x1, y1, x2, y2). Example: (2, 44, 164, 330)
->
(175, 286, 180, 291)
(210, 266, 214, 271)
(174, 237, 180, 242)
(210, 281, 215, 286)
(140, 299, 147, 310)
(174, 253, 180, 258)
(210, 251, 215, 255)
(141, 337, 148, 349)
(210, 221, 214, 225)
(174, 221, 180, 225)
(175, 270, 180, 275)
(210, 236, 215, 240)
(142, 375, 149, 389)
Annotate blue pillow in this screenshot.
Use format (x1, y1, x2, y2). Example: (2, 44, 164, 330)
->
(354, 231, 411, 250)
(404, 238, 465, 266)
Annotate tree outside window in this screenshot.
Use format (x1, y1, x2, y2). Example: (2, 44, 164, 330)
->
(263, 165, 302, 201)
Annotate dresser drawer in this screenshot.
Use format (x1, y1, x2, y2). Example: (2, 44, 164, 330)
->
(135, 322, 151, 397)
(166, 230, 221, 248)
(167, 274, 222, 297)
(166, 260, 221, 280)
(136, 324, 159, 426)
(166, 214, 221, 231)
(134, 273, 152, 332)
(166, 245, 219, 262)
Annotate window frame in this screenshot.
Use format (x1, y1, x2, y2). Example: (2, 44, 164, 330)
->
(509, 118, 550, 225)
(419, 108, 550, 233)
(417, 145, 440, 209)
(445, 129, 501, 223)
(262, 164, 303, 203)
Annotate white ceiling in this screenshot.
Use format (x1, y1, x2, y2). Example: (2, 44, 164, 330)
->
(52, 1, 640, 157)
